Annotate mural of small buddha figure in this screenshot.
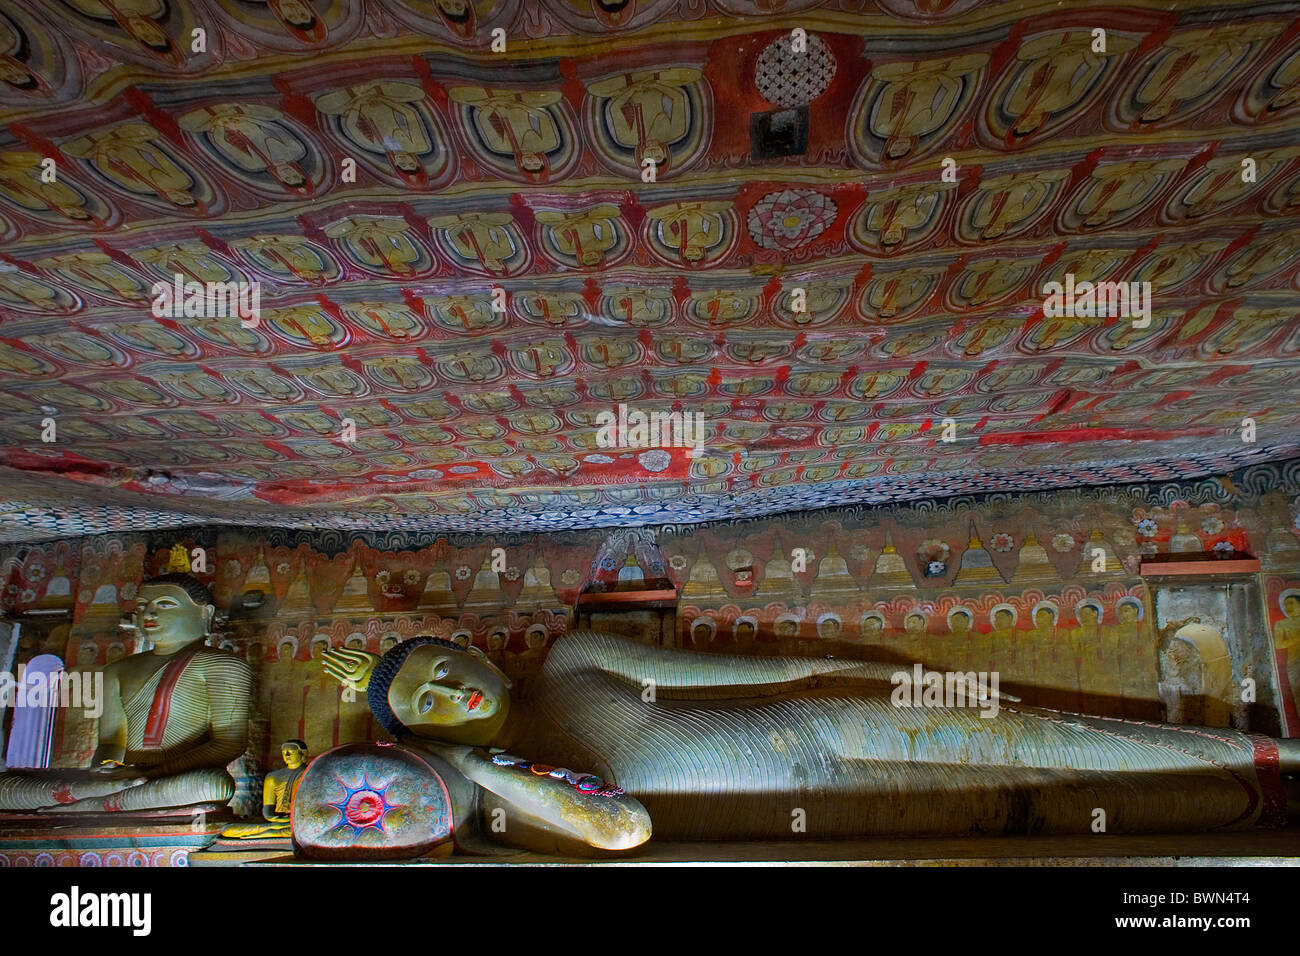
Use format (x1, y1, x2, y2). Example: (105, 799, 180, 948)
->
(945, 608, 974, 672)
(733, 617, 758, 655)
(989, 605, 1018, 677)
(817, 613, 843, 646)
(1028, 602, 1065, 710)
(1073, 600, 1105, 714)
(514, 626, 551, 694)
(486, 630, 509, 671)
(1116, 596, 1159, 720)
(302, 636, 340, 754)
(265, 638, 302, 756)
(691, 618, 717, 651)
(902, 611, 929, 660)
(76, 641, 99, 669)
(859, 611, 887, 650)
(773, 615, 801, 655)
(1274, 591, 1300, 723)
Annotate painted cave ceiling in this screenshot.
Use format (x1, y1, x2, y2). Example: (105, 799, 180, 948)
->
(0, 0, 1298, 544)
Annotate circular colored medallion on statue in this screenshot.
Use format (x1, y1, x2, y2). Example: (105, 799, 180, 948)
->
(755, 34, 836, 108)
(292, 742, 452, 860)
(747, 189, 838, 250)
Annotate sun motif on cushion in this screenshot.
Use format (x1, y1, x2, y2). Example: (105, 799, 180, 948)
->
(328, 775, 399, 836)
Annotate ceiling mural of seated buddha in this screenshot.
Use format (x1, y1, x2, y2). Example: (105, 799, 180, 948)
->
(0, 0, 1298, 543)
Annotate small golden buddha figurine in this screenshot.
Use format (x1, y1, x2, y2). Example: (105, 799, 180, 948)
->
(0, 574, 252, 814)
(220, 740, 308, 839)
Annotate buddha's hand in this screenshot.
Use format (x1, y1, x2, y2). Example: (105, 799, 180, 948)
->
(322, 647, 379, 691)
(90, 762, 147, 786)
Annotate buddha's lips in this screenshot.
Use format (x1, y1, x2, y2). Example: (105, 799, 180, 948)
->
(466, 690, 483, 711)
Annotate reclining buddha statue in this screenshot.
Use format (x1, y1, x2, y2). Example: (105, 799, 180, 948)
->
(315, 630, 1298, 856)
(0, 574, 252, 814)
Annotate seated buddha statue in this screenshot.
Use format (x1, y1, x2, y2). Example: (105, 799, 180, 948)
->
(0, 574, 253, 814)
(219, 739, 308, 840)
(322, 630, 1300, 850)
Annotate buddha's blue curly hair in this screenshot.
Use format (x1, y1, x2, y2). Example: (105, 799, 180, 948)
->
(368, 636, 463, 736)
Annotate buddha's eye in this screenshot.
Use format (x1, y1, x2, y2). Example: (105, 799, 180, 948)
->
(418, 691, 435, 715)
(433, 661, 449, 680)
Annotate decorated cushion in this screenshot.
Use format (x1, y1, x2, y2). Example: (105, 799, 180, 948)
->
(292, 742, 453, 860)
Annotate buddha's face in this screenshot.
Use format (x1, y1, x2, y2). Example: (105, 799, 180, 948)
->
(281, 744, 306, 769)
(136, 583, 211, 649)
(1080, 606, 1099, 626)
(951, 613, 971, 634)
(487, 634, 505, 651)
(1286, 596, 1300, 619)
(862, 618, 882, 638)
(1119, 604, 1139, 624)
(390, 644, 507, 731)
(380, 637, 397, 653)
(775, 620, 797, 640)
(994, 610, 1013, 631)
(312, 641, 329, 660)
(107, 643, 126, 662)
(736, 623, 755, 643)
(693, 626, 713, 646)
(279, 642, 296, 661)
(525, 631, 546, 650)
(1035, 609, 1054, 629)
(905, 615, 926, 634)
(77, 644, 97, 667)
